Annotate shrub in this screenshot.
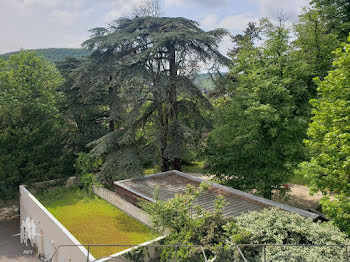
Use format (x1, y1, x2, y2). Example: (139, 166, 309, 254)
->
(142, 183, 249, 261)
(235, 208, 349, 262)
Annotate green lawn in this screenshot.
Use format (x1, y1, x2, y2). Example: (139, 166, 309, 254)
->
(288, 172, 310, 186)
(36, 188, 158, 259)
(144, 161, 206, 175)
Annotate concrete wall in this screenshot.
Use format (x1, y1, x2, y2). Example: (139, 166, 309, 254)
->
(93, 186, 152, 227)
(19, 185, 94, 262)
(113, 183, 149, 208)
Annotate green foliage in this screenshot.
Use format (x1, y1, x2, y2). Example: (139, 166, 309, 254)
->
(311, 0, 350, 42)
(0, 51, 63, 107)
(142, 183, 248, 261)
(56, 57, 108, 151)
(206, 19, 309, 199)
(299, 39, 350, 235)
(0, 51, 74, 199)
(236, 208, 349, 261)
(63, 16, 228, 184)
(74, 153, 102, 193)
(123, 247, 147, 262)
(293, 7, 339, 93)
(320, 195, 350, 236)
(0, 48, 91, 64)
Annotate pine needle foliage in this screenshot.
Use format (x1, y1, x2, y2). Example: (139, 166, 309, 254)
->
(66, 16, 228, 184)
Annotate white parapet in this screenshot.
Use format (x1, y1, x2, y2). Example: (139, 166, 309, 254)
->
(19, 185, 94, 262)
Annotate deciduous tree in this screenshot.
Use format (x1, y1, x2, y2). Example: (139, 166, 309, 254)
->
(299, 39, 350, 235)
(206, 18, 309, 199)
(0, 52, 74, 198)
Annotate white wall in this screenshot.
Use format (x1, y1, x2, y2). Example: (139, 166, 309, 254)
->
(19, 185, 94, 262)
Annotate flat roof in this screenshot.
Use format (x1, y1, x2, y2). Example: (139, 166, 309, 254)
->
(114, 170, 319, 220)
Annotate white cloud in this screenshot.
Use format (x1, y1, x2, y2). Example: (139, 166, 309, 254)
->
(200, 13, 259, 33)
(0, 0, 312, 54)
(199, 13, 259, 57)
(0, 0, 96, 53)
(255, 0, 310, 21)
(24, 0, 62, 7)
(103, 0, 141, 23)
(198, 0, 311, 58)
(48, 9, 77, 26)
(164, 0, 229, 8)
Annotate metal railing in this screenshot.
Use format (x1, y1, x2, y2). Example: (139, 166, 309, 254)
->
(47, 243, 350, 262)
(48, 243, 208, 262)
(234, 244, 350, 262)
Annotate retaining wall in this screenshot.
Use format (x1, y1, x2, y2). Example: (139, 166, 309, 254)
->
(93, 186, 152, 227)
(19, 185, 94, 262)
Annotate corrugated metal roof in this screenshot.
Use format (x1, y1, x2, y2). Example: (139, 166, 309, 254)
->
(114, 170, 319, 220)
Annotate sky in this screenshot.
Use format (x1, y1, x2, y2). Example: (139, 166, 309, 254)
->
(0, 0, 311, 55)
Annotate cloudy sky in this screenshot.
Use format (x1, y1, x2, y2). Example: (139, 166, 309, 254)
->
(0, 0, 310, 55)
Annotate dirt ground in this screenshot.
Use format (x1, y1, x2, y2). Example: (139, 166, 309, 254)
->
(187, 173, 325, 210)
(0, 200, 38, 262)
(275, 183, 326, 210)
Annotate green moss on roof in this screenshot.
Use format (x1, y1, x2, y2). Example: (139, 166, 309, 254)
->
(36, 188, 158, 259)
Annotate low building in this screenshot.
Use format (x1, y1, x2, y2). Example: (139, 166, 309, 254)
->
(113, 170, 319, 220)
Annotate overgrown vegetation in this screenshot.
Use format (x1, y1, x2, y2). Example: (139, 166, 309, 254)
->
(236, 208, 350, 261)
(143, 184, 349, 261)
(142, 183, 249, 261)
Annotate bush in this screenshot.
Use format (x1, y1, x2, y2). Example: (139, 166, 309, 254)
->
(142, 183, 249, 261)
(235, 208, 349, 262)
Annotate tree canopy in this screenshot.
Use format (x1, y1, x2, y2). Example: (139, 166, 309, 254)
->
(0, 52, 74, 199)
(63, 16, 228, 185)
(299, 38, 350, 235)
(205, 18, 310, 199)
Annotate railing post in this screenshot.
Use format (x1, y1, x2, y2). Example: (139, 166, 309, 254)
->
(263, 246, 266, 262)
(175, 246, 178, 262)
(87, 246, 90, 262)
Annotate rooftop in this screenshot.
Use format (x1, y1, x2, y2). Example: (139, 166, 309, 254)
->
(114, 170, 319, 220)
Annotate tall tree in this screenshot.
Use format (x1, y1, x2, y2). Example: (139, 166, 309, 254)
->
(311, 0, 350, 43)
(73, 16, 228, 182)
(0, 52, 74, 199)
(56, 57, 108, 151)
(293, 7, 339, 95)
(299, 40, 350, 235)
(206, 18, 310, 199)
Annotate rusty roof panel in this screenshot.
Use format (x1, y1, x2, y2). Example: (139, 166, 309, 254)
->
(114, 170, 319, 219)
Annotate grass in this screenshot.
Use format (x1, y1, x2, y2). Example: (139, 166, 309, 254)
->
(182, 161, 206, 174)
(288, 172, 310, 186)
(36, 188, 158, 259)
(143, 166, 161, 175)
(143, 161, 206, 175)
